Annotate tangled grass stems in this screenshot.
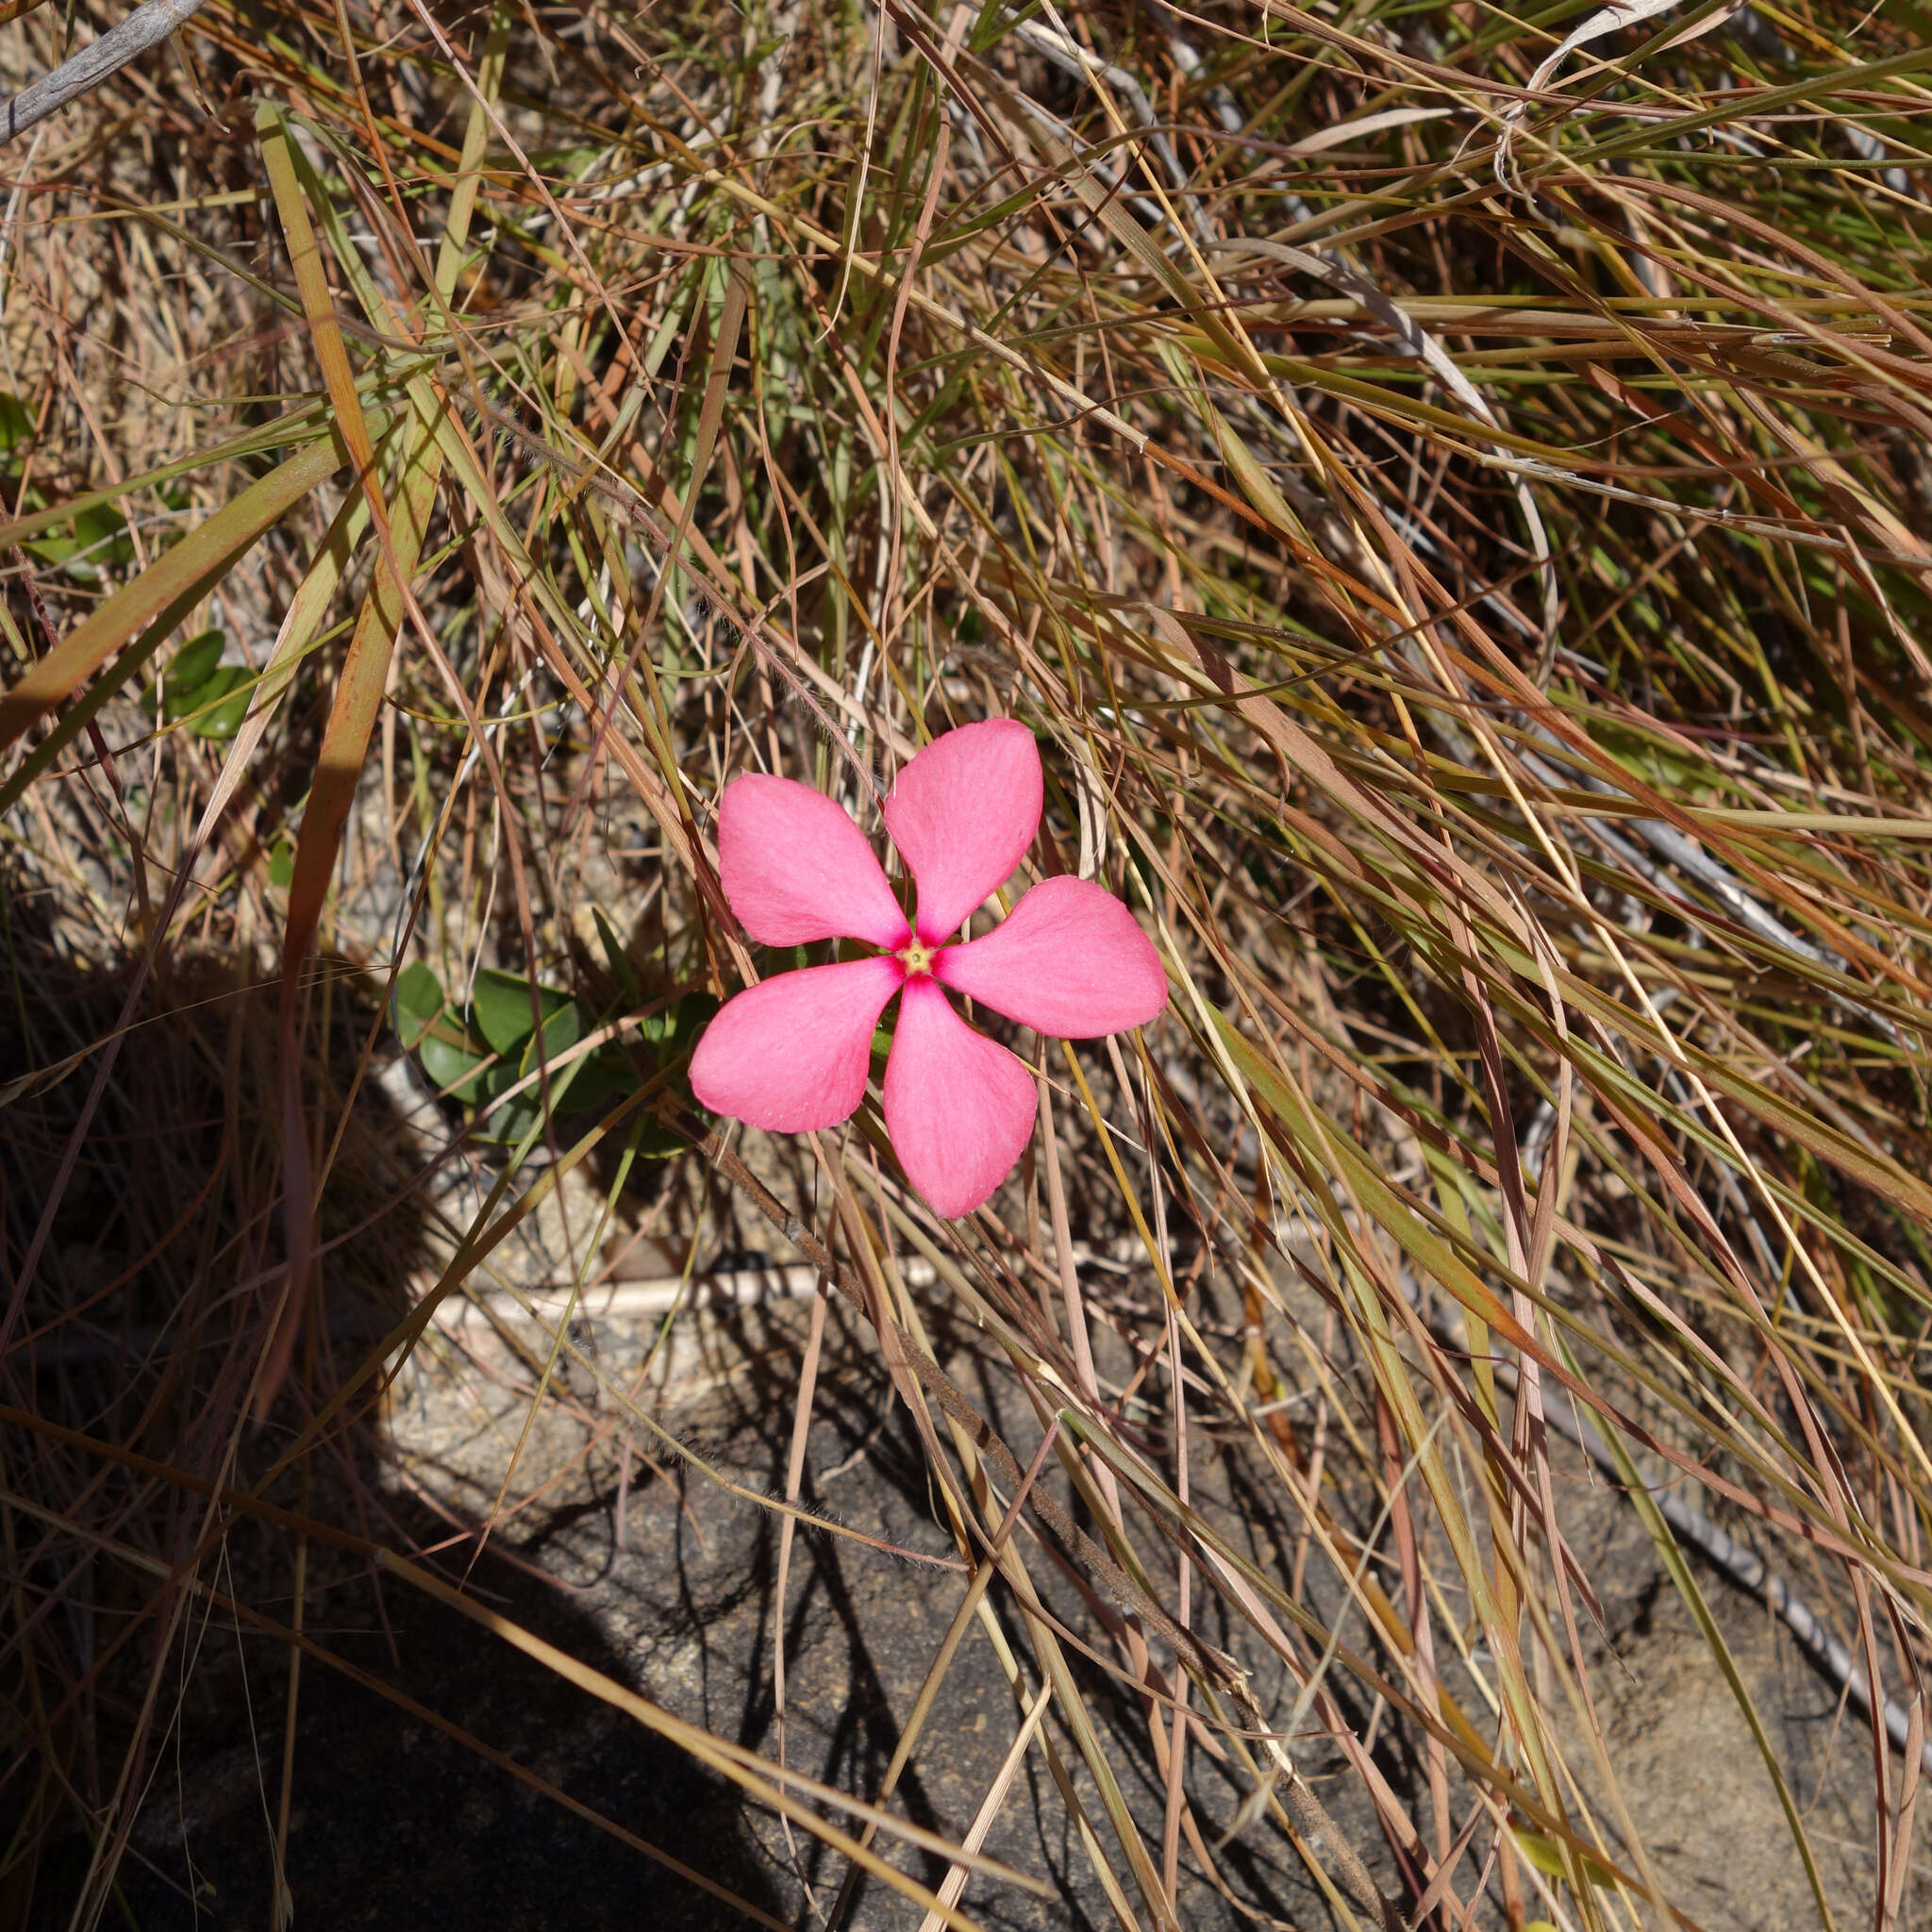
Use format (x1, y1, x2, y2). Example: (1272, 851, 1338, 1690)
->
(0, 0, 1930, 1922)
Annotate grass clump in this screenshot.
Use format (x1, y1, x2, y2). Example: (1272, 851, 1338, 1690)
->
(2, 0, 1931, 1923)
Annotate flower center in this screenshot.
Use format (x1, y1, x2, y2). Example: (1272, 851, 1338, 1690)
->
(896, 941, 937, 977)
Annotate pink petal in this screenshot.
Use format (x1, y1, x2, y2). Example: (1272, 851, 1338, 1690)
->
(718, 774, 910, 949)
(882, 720, 1042, 943)
(690, 958, 903, 1132)
(882, 977, 1036, 1218)
(935, 875, 1167, 1038)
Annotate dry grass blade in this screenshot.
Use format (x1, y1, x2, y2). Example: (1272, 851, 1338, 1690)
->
(3, 0, 1932, 1924)
(0, 434, 346, 764)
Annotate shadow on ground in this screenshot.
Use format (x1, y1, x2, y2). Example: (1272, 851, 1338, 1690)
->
(69, 1508, 790, 1932)
(0, 871, 779, 1930)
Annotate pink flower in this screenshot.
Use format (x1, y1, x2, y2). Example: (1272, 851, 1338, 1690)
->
(689, 720, 1168, 1218)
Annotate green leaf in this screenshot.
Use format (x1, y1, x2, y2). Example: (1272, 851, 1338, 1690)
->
(557, 1048, 641, 1112)
(1510, 1829, 1617, 1890)
(419, 1027, 489, 1104)
(676, 990, 720, 1037)
(268, 839, 294, 890)
(478, 1101, 540, 1143)
(78, 501, 133, 558)
(0, 392, 33, 454)
(592, 907, 640, 1005)
(475, 1060, 539, 1143)
(644, 988, 720, 1049)
(634, 1121, 689, 1160)
(25, 500, 135, 581)
(517, 997, 586, 1075)
(182, 664, 251, 739)
(148, 632, 251, 736)
(470, 967, 572, 1058)
(475, 1038, 641, 1144)
(1512, 1830, 1566, 1879)
(167, 629, 226, 693)
(394, 961, 445, 1050)
(973, 0, 1045, 50)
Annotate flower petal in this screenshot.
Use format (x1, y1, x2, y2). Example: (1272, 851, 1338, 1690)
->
(690, 958, 902, 1132)
(935, 875, 1168, 1038)
(882, 977, 1036, 1218)
(718, 774, 910, 949)
(883, 720, 1042, 943)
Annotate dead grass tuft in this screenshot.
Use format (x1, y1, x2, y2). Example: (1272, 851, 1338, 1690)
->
(3, 0, 1932, 1922)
